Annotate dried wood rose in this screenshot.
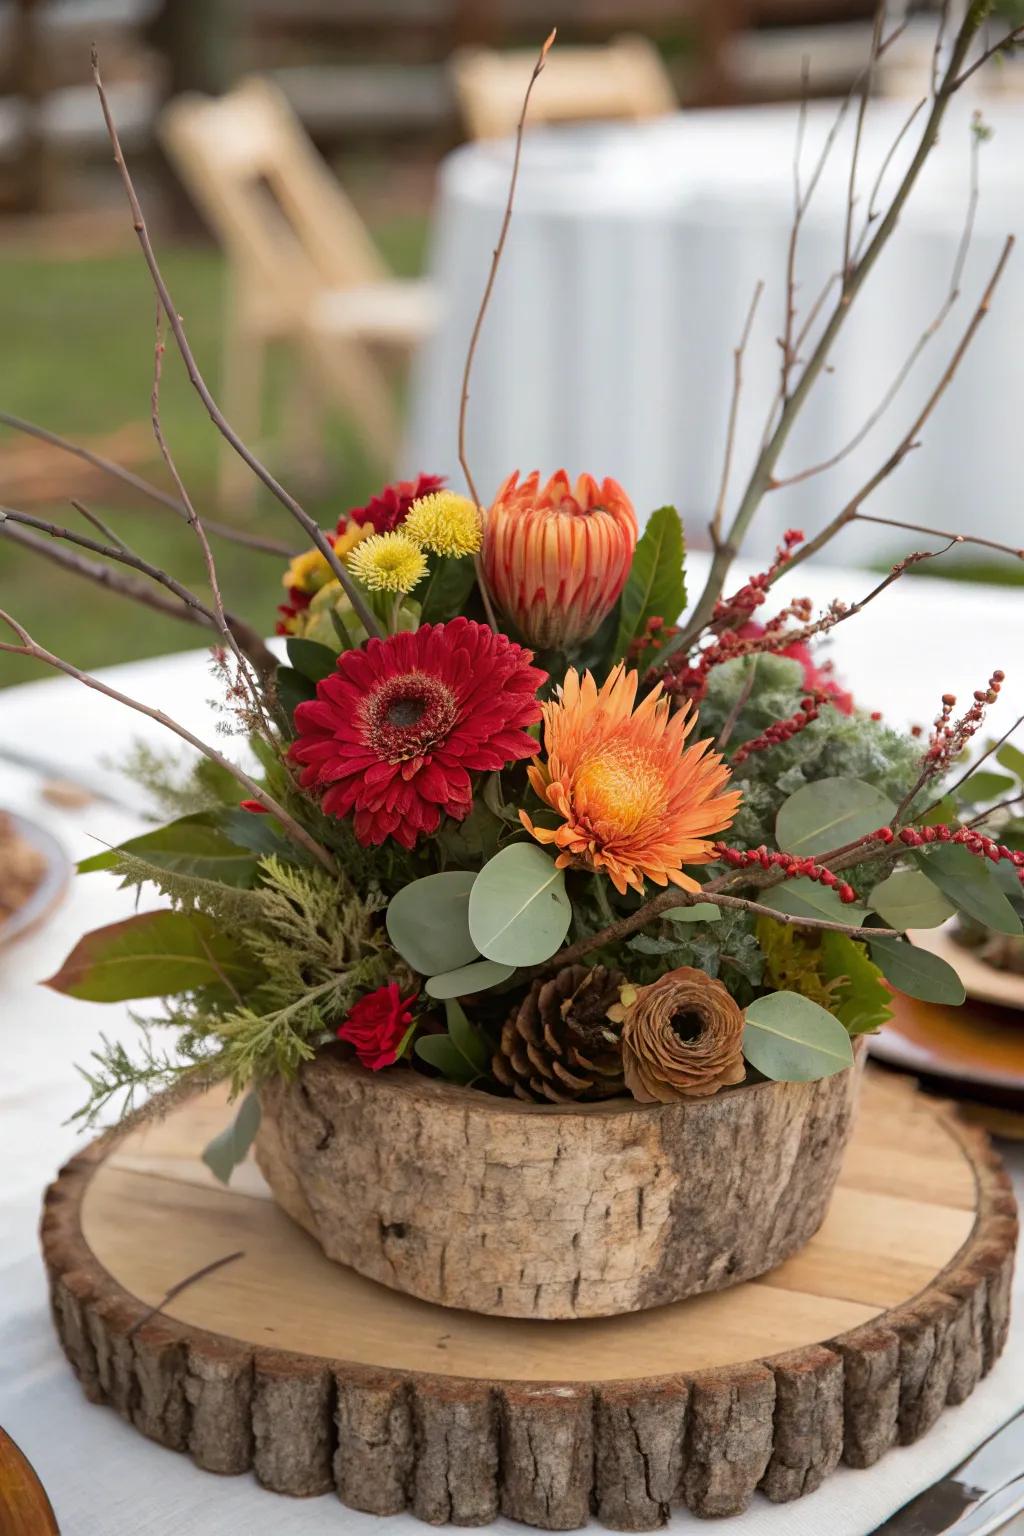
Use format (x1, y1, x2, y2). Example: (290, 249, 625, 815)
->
(618, 966, 746, 1103)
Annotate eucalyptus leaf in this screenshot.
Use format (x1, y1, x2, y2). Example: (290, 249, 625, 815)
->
(867, 869, 955, 930)
(201, 1092, 262, 1185)
(662, 902, 722, 923)
(386, 871, 478, 976)
(743, 991, 854, 1081)
(917, 844, 1023, 936)
(775, 777, 896, 858)
(77, 812, 260, 887)
(759, 878, 869, 928)
(955, 770, 1015, 804)
(44, 909, 256, 1002)
(426, 959, 516, 999)
(468, 844, 571, 965)
(613, 506, 686, 661)
(997, 743, 1024, 783)
(286, 637, 338, 682)
(869, 936, 966, 1004)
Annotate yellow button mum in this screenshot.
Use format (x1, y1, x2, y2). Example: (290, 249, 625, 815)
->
(282, 523, 371, 593)
(404, 492, 482, 559)
(347, 531, 428, 594)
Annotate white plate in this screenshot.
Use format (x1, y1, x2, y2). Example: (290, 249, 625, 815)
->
(0, 812, 72, 948)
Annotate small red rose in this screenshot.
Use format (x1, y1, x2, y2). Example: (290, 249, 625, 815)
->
(337, 982, 418, 1071)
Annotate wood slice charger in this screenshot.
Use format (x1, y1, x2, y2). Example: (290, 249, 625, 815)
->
(41, 1069, 1017, 1531)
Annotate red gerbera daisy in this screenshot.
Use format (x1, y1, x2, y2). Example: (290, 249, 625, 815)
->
(340, 472, 446, 538)
(291, 618, 546, 848)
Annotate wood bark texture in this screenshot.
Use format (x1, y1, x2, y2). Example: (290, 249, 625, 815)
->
(254, 1046, 863, 1319)
(40, 1074, 1016, 1531)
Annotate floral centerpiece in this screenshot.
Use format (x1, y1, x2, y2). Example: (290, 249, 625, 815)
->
(4, 14, 1024, 1321)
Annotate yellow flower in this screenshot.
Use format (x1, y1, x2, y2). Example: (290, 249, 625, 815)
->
(404, 492, 483, 558)
(347, 531, 428, 594)
(334, 520, 372, 561)
(281, 523, 372, 594)
(521, 663, 742, 896)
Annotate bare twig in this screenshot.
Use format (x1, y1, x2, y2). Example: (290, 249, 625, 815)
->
(663, 5, 1006, 662)
(91, 50, 381, 641)
(537, 885, 899, 973)
(0, 410, 294, 557)
(853, 98, 927, 266)
(716, 656, 759, 752)
(71, 498, 130, 553)
(0, 610, 335, 873)
(126, 1251, 244, 1339)
(711, 281, 764, 550)
(952, 21, 1024, 88)
(0, 505, 277, 676)
(457, 30, 555, 629)
(932, 0, 952, 97)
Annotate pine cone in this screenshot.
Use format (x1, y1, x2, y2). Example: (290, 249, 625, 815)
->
(492, 965, 627, 1103)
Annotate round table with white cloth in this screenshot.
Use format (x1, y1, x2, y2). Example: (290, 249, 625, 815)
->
(1, 562, 1024, 1532)
(408, 98, 1024, 566)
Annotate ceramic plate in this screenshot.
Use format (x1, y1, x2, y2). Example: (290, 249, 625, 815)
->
(0, 812, 71, 948)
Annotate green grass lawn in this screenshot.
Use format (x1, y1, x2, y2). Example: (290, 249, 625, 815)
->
(0, 216, 428, 689)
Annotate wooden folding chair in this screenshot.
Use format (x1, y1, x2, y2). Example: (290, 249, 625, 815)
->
(159, 76, 437, 505)
(451, 34, 677, 141)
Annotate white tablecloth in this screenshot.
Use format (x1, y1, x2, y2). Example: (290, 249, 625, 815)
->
(2, 566, 1024, 1534)
(407, 98, 1024, 565)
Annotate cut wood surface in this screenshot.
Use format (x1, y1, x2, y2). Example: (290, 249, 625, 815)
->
(41, 1070, 1017, 1530)
(255, 1047, 864, 1318)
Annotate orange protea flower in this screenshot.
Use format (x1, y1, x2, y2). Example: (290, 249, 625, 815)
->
(521, 664, 742, 896)
(482, 470, 638, 649)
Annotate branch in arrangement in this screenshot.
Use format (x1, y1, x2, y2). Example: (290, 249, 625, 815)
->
(951, 21, 1024, 88)
(711, 281, 764, 549)
(0, 410, 294, 558)
(0, 610, 335, 874)
(91, 51, 382, 642)
(665, 4, 1013, 659)
(538, 886, 898, 974)
(457, 28, 555, 629)
(0, 505, 277, 677)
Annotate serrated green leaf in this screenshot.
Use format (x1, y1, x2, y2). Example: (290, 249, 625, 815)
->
(286, 637, 339, 682)
(759, 877, 869, 927)
(77, 812, 260, 887)
(917, 844, 1023, 936)
(386, 871, 478, 975)
(613, 506, 686, 661)
(202, 1092, 262, 1185)
(775, 777, 896, 858)
(955, 770, 1016, 804)
(743, 990, 854, 1081)
(44, 910, 256, 1002)
(662, 902, 722, 923)
(867, 869, 955, 930)
(628, 933, 682, 955)
(869, 936, 966, 1004)
(417, 552, 477, 625)
(819, 931, 892, 1035)
(425, 959, 516, 999)
(468, 844, 571, 965)
(997, 743, 1024, 783)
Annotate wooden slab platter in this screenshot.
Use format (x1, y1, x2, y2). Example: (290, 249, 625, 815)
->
(41, 1070, 1018, 1532)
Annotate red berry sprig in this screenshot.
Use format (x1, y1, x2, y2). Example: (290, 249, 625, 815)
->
(712, 843, 860, 904)
(731, 690, 829, 764)
(870, 822, 1024, 884)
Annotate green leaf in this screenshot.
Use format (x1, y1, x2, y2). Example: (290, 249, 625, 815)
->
(819, 931, 892, 1035)
(386, 871, 478, 975)
(918, 844, 1023, 936)
(275, 665, 317, 720)
(445, 998, 491, 1072)
(955, 770, 1015, 804)
(216, 807, 294, 860)
(286, 637, 338, 682)
(414, 1004, 490, 1085)
(869, 936, 966, 1005)
(662, 902, 722, 923)
(77, 813, 260, 887)
(468, 843, 571, 965)
(417, 553, 477, 626)
(743, 991, 854, 1081)
(759, 878, 869, 928)
(202, 1092, 262, 1185)
(775, 777, 897, 858)
(867, 869, 955, 930)
(613, 506, 686, 661)
(44, 910, 256, 1002)
(997, 743, 1024, 783)
(921, 796, 957, 826)
(425, 959, 516, 999)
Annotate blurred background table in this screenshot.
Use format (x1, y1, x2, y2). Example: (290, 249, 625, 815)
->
(409, 94, 1024, 564)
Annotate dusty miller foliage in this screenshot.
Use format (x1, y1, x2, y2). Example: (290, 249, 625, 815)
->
(74, 852, 399, 1128)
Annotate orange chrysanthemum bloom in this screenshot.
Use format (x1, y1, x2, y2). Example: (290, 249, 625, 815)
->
(521, 664, 742, 896)
(482, 470, 638, 649)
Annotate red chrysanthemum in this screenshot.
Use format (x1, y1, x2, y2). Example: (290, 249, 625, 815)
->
(339, 472, 446, 538)
(291, 618, 546, 848)
(338, 982, 418, 1071)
